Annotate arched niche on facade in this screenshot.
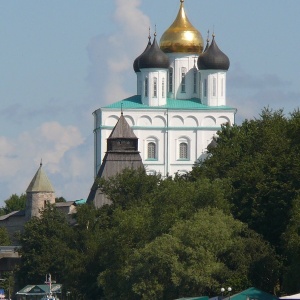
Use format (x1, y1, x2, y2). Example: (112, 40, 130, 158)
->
(170, 115, 184, 126)
(153, 115, 166, 127)
(217, 116, 231, 126)
(201, 116, 216, 127)
(105, 115, 119, 126)
(185, 116, 198, 127)
(138, 115, 152, 126)
(124, 115, 135, 126)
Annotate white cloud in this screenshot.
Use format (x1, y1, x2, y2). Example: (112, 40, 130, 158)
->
(0, 122, 91, 206)
(228, 64, 300, 124)
(86, 0, 150, 108)
(0, 0, 154, 207)
(114, 0, 150, 40)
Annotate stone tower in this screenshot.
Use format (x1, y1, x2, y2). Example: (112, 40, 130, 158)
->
(25, 162, 55, 219)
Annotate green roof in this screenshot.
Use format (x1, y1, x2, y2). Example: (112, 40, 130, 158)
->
(26, 164, 55, 193)
(175, 297, 209, 300)
(103, 95, 235, 111)
(74, 199, 87, 205)
(17, 284, 62, 295)
(227, 287, 278, 300)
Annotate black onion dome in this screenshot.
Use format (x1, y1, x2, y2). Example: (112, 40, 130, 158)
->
(133, 36, 151, 73)
(139, 36, 170, 69)
(197, 36, 230, 70)
(203, 37, 210, 52)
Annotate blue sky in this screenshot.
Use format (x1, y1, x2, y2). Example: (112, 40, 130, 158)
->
(1, 0, 300, 205)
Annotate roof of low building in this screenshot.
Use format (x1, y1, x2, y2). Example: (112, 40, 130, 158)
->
(55, 201, 74, 208)
(225, 287, 278, 300)
(0, 210, 25, 221)
(16, 284, 62, 295)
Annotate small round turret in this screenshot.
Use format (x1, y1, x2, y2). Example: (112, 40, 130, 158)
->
(197, 35, 230, 70)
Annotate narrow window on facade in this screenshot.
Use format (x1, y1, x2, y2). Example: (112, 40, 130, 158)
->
(221, 78, 224, 97)
(162, 78, 165, 98)
(193, 68, 197, 93)
(145, 78, 148, 97)
(169, 68, 173, 93)
(147, 142, 156, 159)
(204, 79, 207, 97)
(181, 67, 186, 93)
(153, 77, 157, 97)
(213, 77, 217, 96)
(199, 74, 202, 98)
(179, 142, 188, 159)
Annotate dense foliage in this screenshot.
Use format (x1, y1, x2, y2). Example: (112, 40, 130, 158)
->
(13, 109, 300, 299)
(0, 194, 26, 216)
(0, 227, 10, 245)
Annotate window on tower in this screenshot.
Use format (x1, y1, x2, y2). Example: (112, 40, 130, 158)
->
(162, 78, 165, 98)
(204, 79, 207, 97)
(181, 67, 187, 93)
(169, 67, 173, 93)
(153, 77, 157, 98)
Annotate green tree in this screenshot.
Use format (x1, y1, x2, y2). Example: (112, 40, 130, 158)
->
(281, 195, 300, 293)
(55, 196, 66, 203)
(17, 204, 82, 289)
(120, 209, 279, 299)
(192, 109, 300, 250)
(69, 204, 107, 299)
(1, 194, 26, 215)
(98, 167, 161, 209)
(0, 227, 10, 245)
(95, 168, 279, 298)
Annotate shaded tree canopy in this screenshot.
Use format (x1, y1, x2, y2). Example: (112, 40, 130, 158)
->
(0, 193, 26, 216)
(0, 227, 10, 245)
(15, 109, 300, 298)
(192, 109, 300, 248)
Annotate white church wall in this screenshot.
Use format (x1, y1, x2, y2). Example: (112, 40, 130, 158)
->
(140, 69, 168, 107)
(200, 70, 227, 106)
(167, 53, 199, 100)
(94, 107, 235, 178)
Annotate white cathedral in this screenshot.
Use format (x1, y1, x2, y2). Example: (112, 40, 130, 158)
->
(93, 0, 236, 177)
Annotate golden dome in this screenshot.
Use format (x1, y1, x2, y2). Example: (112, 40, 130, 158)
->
(159, 0, 204, 54)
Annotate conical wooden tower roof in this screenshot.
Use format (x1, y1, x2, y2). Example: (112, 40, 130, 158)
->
(108, 112, 137, 139)
(26, 163, 55, 193)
